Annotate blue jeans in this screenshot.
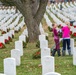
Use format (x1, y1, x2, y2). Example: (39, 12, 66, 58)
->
(62, 39, 70, 51)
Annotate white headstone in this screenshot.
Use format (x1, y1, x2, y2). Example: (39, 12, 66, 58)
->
(2, 27, 7, 32)
(42, 56, 55, 75)
(19, 35, 26, 42)
(0, 36, 5, 44)
(44, 72, 61, 75)
(23, 29, 28, 37)
(15, 41, 23, 56)
(11, 49, 21, 66)
(40, 40, 48, 49)
(41, 48, 50, 64)
(8, 32, 12, 38)
(66, 48, 68, 55)
(4, 58, 16, 75)
(39, 23, 45, 34)
(70, 39, 74, 55)
(10, 30, 14, 35)
(3, 34, 8, 40)
(73, 22, 76, 26)
(66, 39, 74, 55)
(73, 47, 76, 65)
(39, 34, 46, 41)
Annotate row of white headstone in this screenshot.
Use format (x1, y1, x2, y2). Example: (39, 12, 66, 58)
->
(45, 3, 76, 74)
(1, 14, 18, 28)
(1, 41, 22, 75)
(0, 13, 25, 44)
(47, 2, 76, 66)
(0, 14, 13, 25)
(0, 18, 27, 74)
(46, 9, 62, 25)
(59, 3, 76, 33)
(1, 26, 76, 75)
(0, 30, 14, 44)
(49, 1, 76, 21)
(0, 13, 24, 31)
(2, 32, 27, 75)
(39, 35, 76, 75)
(1, 2, 76, 75)
(39, 34, 61, 75)
(44, 13, 52, 28)
(0, 4, 28, 75)
(46, 5, 76, 34)
(45, 8, 76, 55)
(0, 6, 16, 14)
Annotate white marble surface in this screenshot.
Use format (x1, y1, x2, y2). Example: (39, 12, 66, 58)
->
(73, 47, 76, 65)
(11, 49, 21, 66)
(39, 34, 46, 41)
(42, 56, 55, 75)
(44, 72, 61, 75)
(40, 40, 48, 49)
(4, 58, 16, 75)
(41, 48, 50, 64)
(19, 35, 26, 42)
(15, 41, 23, 56)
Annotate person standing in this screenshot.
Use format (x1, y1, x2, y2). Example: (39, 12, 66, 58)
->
(61, 22, 71, 56)
(52, 23, 61, 56)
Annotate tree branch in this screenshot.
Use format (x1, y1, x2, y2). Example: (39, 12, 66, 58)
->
(12, 0, 22, 5)
(12, 0, 26, 16)
(34, 0, 48, 26)
(30, 0, 39, 16)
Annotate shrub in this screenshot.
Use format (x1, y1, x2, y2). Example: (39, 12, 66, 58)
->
(19, 27, 21, 31)
(48, 26, 52, 32)
(0, 42, 6, 49)
(12, 34, 14, 38)
(46, 36, 49, 41)
(7, 29, 10, 32)
(58, 32, 62, 38)
(36, 41, 40, 48)
(26, 36, 29, 43)
(32, 49, 41, 59)
(2, 31, 6, 34)
(23, 41, 27, 48)
(71, 33, 76, 38)
(8, 36, 12, 42)
(15, 30, 18, 33)
(5, 39, 9, 44)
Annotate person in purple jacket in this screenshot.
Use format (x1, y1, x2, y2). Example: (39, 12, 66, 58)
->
(52, 23, 61, 56)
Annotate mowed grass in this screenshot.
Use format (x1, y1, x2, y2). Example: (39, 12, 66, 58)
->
(0, 19, 76, 75)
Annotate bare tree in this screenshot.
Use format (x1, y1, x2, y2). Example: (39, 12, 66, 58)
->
(1, 0, 48, 42)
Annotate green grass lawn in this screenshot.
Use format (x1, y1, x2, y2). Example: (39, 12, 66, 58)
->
(0, 20, 76, 75)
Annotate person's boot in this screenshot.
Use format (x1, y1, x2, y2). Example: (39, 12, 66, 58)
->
(68, 50, 71, 56)
(57, 49, 61, 56)
(52, 49, 56, 56)
(62, 50, 65, 56)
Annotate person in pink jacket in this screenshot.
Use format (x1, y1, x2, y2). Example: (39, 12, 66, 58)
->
(61, 22, 71, 56)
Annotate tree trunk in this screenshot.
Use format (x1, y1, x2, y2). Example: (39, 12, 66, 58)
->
(24, 18, 40, 42)
(31, 0, 39, 16)
(12, 0, 48, 42)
